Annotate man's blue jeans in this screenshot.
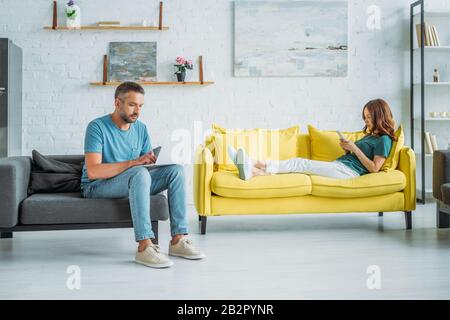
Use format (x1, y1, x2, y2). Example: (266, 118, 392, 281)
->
(82, 165, 188, 241)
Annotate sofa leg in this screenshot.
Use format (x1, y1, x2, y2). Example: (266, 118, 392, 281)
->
(151, 221, 159, 245)
(200, 216, 207, 235)
(404, 211, 412, 230)
(0, 232, 13, 239)
(378, 212, 383, 217)
(437, 202, 450, 229)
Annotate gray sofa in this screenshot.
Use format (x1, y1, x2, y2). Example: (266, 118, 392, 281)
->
(433, 150, 450, 228)
(0, 155, 169, 242)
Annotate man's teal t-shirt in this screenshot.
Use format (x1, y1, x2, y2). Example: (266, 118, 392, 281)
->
(336, 134, 392, 176)
(80, 114, 152, 188)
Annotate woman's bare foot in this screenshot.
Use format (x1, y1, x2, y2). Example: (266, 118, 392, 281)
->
(254, 160, 266, 170)
(252, 166, 269, 176)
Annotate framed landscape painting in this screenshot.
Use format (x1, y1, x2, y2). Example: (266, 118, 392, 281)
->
(234, 1, 348, 77)
(109, 42, 157, 82)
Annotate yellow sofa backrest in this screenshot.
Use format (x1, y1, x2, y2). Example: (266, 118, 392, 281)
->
(204, 125, 404, 173)
(205, 132, 309, 171)
(210, 125, 299, 172)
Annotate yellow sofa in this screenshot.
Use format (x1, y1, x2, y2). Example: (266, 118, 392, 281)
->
(194, 129, 416, 234)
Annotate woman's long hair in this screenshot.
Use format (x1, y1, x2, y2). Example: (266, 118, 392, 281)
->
(362, 99, 398, 142)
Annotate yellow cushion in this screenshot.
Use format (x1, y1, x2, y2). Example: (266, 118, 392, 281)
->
(381, 125, 404, 171)
(297, 133, 311, 159)
(212, 124, 299, 172)
(307, 125, 365, 162)
(211, 171, 312, 199)
(259, 126, 299, 160)
(212, 131, 260, 172)
(310, 170, 406, 198)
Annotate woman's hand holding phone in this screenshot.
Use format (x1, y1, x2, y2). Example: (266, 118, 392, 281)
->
(339, 139, 357, 154)
(337, 131, 352, 154)
(336, 130, 347, 141)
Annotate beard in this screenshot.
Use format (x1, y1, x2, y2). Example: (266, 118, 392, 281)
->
(120, 112, 138, 123)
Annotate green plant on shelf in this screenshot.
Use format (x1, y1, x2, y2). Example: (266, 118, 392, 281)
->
(66, 0, 78, 19)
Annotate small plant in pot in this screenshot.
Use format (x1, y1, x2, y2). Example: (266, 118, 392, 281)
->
(174, 56, 193, 82)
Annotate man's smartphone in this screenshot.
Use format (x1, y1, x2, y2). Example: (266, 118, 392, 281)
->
(152, 146, 161, 160)
(143, 146, 172, 168)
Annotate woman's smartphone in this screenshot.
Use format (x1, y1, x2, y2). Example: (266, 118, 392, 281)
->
(337, 131, 350, 154)
(336, 131, 347, 141)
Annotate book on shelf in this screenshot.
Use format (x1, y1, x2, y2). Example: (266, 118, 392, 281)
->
(427, 24, 434, 46)
(431, 26, 437, 46)
(423, 132, 440, 154)
(416, 24, 422, 47)
(416, 23, 441, 47)
(424, 132, 433, 154)
(432, 26, 441, 46)
(430, 134, 438, 152)
(430, 26, 439, 46)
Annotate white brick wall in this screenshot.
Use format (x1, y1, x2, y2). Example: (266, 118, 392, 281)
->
(2, 0, 450, 199)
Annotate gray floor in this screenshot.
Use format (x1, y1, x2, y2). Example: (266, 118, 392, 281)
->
(1, 201, 449, 300)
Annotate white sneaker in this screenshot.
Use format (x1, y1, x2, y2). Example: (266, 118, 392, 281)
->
(135, 244, 174, 268)
(236, 148, 254, 180)
(169, 238, 206, 260)
(227, 145, 238, 166)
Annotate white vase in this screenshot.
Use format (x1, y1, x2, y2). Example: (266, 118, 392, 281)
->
(66, 5, 81, 29)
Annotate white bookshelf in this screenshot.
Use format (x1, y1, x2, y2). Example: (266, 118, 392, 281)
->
(415, 152, 433, 158)
(414, 117, 450, 121)
(414, 82, 450, 85)
(414, 46, 450, 51)
(410, 4, 450, 203)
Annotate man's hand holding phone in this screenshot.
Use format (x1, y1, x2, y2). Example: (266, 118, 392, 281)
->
(131, 151, 157, 167)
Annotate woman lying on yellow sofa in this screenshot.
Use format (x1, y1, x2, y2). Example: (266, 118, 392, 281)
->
(228, 98, 398, 181)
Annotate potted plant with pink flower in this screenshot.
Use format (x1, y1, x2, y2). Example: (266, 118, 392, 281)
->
(174, 56, 193, 82)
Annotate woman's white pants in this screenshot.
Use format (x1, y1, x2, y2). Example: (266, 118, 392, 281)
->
(265, 158, 360, 179)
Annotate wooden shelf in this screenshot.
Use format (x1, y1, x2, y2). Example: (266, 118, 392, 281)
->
(46, 1, 167, 31)
(90, 81, 214, 86)
(93, 55, 213, 87)
(44, 26, 169, 31)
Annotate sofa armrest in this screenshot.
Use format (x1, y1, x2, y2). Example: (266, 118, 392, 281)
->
(397, 147, 416, 211)
(433, 150, 450, 202)
(442, 183, 450, 205)
(0, 156, 32, 228)
(193, 145, 214, 216)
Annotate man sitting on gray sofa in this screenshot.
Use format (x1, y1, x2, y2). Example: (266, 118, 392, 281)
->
(81, 81, 205, 268)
